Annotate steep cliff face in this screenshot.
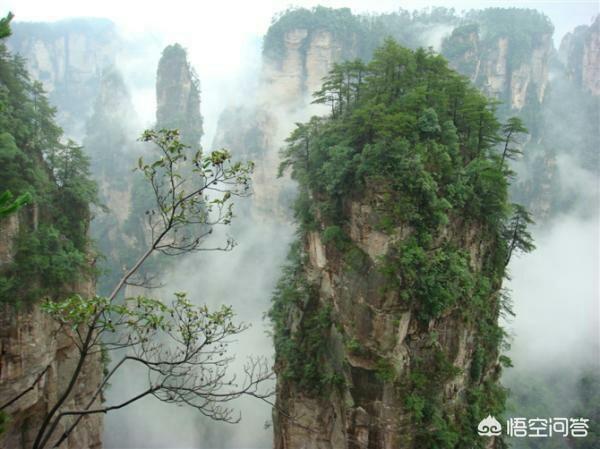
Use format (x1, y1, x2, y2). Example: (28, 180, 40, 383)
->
(0, 26, 102, 448)
(214, 13, 358, 220)
(8, 19, 118, 137)
(274, 213, 502, 448)
(559, 15, 600, 96)
(85, 67, 140, 296)
(215, 7, 560, 225)
(582, 17, 600, 96)
(258, 27, 353, 217)
(261, 28, 352, 108)
(0, 212, 102, 449)
(155, 44, 203, 146)
(260, 7, 362, 110)
(442, 10, 554, 110)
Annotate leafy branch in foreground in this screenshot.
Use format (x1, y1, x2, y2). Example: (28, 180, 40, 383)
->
(1, 129, 270, 449)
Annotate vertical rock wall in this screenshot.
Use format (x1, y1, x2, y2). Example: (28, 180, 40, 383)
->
(444, 27, 553, 110)
(7, 19, 119, 138)
(155, 43, 203, 147)
(274, 198, 504, 449)
(0, 212, 103, 449)
(560, 16, 600, 96)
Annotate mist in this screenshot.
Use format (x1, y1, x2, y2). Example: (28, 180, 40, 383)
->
(1, 1, 598, 448)
(505, 214, 599, 380)
(103, 220, 295, 448)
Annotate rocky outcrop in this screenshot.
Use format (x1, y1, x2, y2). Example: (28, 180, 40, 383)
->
(508, 35, 552, 109)
(0, 212, 102, 449)
(262, 29, 309, 108)
(274, 194, 504, 448)
(155, 44, 203, 146)
(582, 17, 600, 95)
(261, 28, 350, 108)
(444, 26, 553, 110)
(305, 30, 347, 100)
(8, 19, 119, 137)
(559, 16, 600, 96)
(215, 26, 354, 220)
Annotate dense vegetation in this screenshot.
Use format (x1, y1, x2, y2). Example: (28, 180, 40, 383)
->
(263, 5, 570, 222)
(0, 15, 96, 304)
(272, 39, 533, 446)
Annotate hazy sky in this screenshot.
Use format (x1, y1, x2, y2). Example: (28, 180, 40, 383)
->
(3, 0, 597, 142)
(3, 1, 599, 58)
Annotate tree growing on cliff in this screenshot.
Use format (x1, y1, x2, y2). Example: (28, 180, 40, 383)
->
(1, 129, 271, 449)
(500, 116, 528, 167)
(0, 190, 30, 218)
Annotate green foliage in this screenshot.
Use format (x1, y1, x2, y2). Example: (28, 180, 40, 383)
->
(1, 225, 89, 303)
(402, 350, 463, 448)
(0, 21, 97, 305)
(381, 238, 475, 321)
(500, 116, 528, 168)
(502, 203, 535, 267)
(456, 380, 508, 448)
(43, 291, 240, 346)
(0, 410, 7, 436)
(269, 242, 337, 395)
(441, 23, 480, 75)
(278, 41, 531, 324)
(47, 141, 98, 247)
(0, 190, 31, 217)
(345, 337, 365, 356)
(375, 358, 396, 382)
(321, 225, 348, 250)
(0, 12, 13, 39)
(281, 41, 513, 234)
